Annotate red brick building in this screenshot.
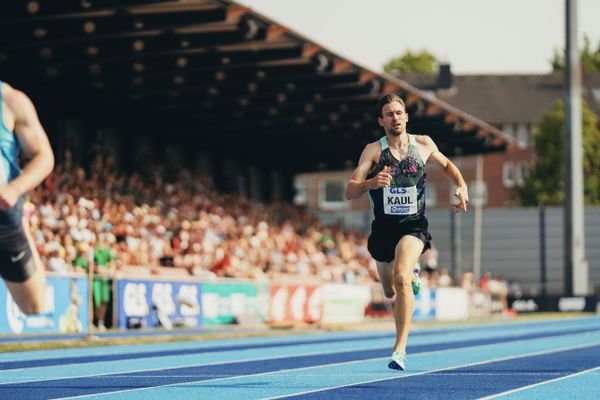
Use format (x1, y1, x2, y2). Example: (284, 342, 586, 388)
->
(296, 70, 600, 214)
(398, 69, 600, 208)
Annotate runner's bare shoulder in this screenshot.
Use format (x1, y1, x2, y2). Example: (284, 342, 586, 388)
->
(412, 133, 435, 146)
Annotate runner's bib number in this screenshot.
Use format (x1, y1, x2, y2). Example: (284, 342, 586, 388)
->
(383, 186, 417, 215)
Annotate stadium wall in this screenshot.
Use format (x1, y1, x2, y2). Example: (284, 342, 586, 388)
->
(427, 207, 600, 295)
(1, 275, 594, 336)
(0, 275, 454, 335)
(318, 207, 600, 295)
(0, 273, 89, 335)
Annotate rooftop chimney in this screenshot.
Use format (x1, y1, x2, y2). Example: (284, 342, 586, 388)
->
(437, 64, 453, 90)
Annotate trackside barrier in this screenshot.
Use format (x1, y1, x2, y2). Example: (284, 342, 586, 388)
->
(268, 282, 323, 324)
(508, 294, 598, 313)
(201, 280, 269, 327)
(364, 284, 393, 318)
(414, 288, 436, 320)
(435, 287, 469, 321)
(0, 273, 484, 335)
(322, 283, 373, 324)
(0, 272, 89, 334)
(116, 277, 203, 329)
(366, 284, 437, 320)
(116, 277, 270, 329)
(469, 290, 493, 317)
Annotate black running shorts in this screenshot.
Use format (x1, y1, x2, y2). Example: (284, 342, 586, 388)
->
(367, 216, 432, 263)
(0, 225, 36, 283)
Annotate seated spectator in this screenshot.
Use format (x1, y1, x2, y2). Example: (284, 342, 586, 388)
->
(26, 153, 387, 286)
(437, 267, 453, 287)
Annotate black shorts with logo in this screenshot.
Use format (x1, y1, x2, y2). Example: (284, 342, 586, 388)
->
(0, 225, 36, 283)
(367, 215, 432, 263)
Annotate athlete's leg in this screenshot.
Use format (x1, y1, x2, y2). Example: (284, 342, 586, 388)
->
(376, 261, 395, 298)
(92, 279, 101, 325)
(378, 261, 422, 299)
(96, 280, 110, 329)
(97, 302, 107, 329)
(391, 235, 424, 353)
(4, 220, 46, 315)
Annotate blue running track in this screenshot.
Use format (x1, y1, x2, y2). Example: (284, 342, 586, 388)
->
(0, 316, 599, 399)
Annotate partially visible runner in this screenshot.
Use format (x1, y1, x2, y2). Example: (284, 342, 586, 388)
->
(345, 93, 468, 370)
(92, 234, 116, 330)
(0, 81, 54, 314)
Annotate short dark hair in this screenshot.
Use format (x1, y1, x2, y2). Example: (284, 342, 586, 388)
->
(376, 93, 405, 118)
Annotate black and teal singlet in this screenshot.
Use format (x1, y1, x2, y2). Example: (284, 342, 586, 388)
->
(0, 81, 24, 227)
(0, 81, 36, 284)
(367, 134, 426, 224)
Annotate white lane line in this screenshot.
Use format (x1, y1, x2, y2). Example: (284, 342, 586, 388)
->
(54, 355, 391, 400)
(0, 342, 390, 386)
(479, 365, 600, 399)
(54, 337, 600, 400)
(4, 315, 598, 364)
(260, 341, 600, 400)
(7, 324, 597, 382)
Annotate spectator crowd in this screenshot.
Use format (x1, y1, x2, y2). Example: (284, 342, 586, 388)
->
(29, 150, 519, 303)
(29, 150, 379, 284)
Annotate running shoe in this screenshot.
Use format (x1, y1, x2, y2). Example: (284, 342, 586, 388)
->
(388, 351, 406, 370)
(411, 263, 422, 296)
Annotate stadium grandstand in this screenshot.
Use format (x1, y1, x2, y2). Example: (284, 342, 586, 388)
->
(0, 2, 599, 399)
(0, 0, 579, 332)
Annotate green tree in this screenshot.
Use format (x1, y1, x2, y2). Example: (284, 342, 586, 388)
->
(516, 100, 600, 206)
(383, 50, 438, 74)
(551, 35, 600, 72)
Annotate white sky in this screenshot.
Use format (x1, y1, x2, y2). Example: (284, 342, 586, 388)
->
(235, 0, 600, 74)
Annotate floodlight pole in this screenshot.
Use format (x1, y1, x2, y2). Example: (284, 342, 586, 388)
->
(564, 0, 588, 296)
(472, 154, 483, 282)
(450, 193, 462, 279)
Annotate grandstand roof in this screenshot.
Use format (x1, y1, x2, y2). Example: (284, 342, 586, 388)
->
(0, 0, 509, 173)
(396, 72, 600, 124)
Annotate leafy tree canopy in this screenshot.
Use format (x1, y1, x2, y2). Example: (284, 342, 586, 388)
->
(551, 35, 600, 72)
(383, 50, 438, 74)
(516, 100, 600, 205)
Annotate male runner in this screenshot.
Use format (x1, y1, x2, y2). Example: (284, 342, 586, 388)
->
(0, 81, 54, 314)
(345, 93, 468, 370)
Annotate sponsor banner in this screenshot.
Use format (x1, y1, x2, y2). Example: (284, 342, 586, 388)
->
(365, 284, 393, 317)
(202, 281, 268, 326)
(413, 289, 436, 320)
(0, 274, 89, 334)
(469, 291, 492, 317)
(322, 283, 372, 324)
(508, 295, 597, 313)
(269, 283, 323, 324)
(117, 279, 202, 329)
(366, 285, 436, 320)
(556, 296, 592, 312)
(509, 296, 540, 313)
(435, 288, 469, 321)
